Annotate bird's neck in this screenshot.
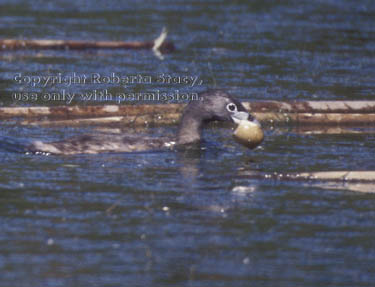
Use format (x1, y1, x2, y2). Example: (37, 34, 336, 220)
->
(177, 110, 204, 145)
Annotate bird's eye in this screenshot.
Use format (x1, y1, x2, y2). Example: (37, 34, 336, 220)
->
(226, 103, 237, 112)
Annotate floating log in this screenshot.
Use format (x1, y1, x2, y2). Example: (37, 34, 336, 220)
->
(1, 101, 374, 119)
(20, 113, 375, 127)
(244, 101, 375, 114)
(288, 126, 375, 135)
(1, 101, 375, 126)
(239, 171, 375, 182)
(253, 112, 375, 125)
(234, 171, 375, 193)
(295, 171, 375, 182)
(21, 113, 181, 127)
(0, 28, 174, 53)
(246, 100, 375, 125)
(0, 104, 183, 119)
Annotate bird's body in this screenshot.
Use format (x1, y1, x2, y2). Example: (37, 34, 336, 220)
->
(28, 90, 261, 155)
(30, 134, 176, 155)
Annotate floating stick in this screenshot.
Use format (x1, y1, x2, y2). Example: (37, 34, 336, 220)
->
(273, 171, 375, 182)
(0, 104, 183, 119)
(243, 101, 375, 114)
(1, 101, 375, 126)
(21, 113, 181, 127)
(234, 171, 375, 193)
(0, 28, 175, 54)
(253, 112, 375, 125)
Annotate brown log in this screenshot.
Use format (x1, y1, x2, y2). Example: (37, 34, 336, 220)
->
(234, 171, 375, 193)
(1, 101, 375, 126)
(0, 28, 175, 53)
(296, 113, 375, 125)
(289, 126, 375, 135)
(0, 39, 174, 53)
(0, 104, 184, 119)
(250, 171, 375, 182)
(239, 171, 375, 182)
(18, 112, 375, 127)
(253, 112, 375, 125)
(21, 113, 181, 127)
(2, 101, 375, 119)
(295, 171, 375, 182)
(244, 101, 375, 114)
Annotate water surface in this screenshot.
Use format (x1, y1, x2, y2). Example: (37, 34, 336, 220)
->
(1, 1, 375, 286)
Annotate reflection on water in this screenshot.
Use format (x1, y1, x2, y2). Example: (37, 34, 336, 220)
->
(2, 123, 374, 286)
(1, 0, 375, 286)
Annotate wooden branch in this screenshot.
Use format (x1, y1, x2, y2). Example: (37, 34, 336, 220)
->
(0, 39, 174, 52)
(0, 29, 175, 53)
(253, 112, 375, 125)
(235, 171, 375, 193)
(18, 113, 375, 127)
(244, 101, 375, 114)
(21, 113, 181, 127)
(0, 104, 184, 119)
(295, 171, 375, 182)
(240, 170, 375, 182)
(289, 126, 375, 135)
(1, 101, 375, 126)
(2, 101, 375, 119)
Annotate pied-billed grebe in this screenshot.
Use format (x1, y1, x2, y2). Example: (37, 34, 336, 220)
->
(29, 90, 261, 155)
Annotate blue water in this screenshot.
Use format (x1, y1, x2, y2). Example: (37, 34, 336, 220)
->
(1, 1, 375, 286)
